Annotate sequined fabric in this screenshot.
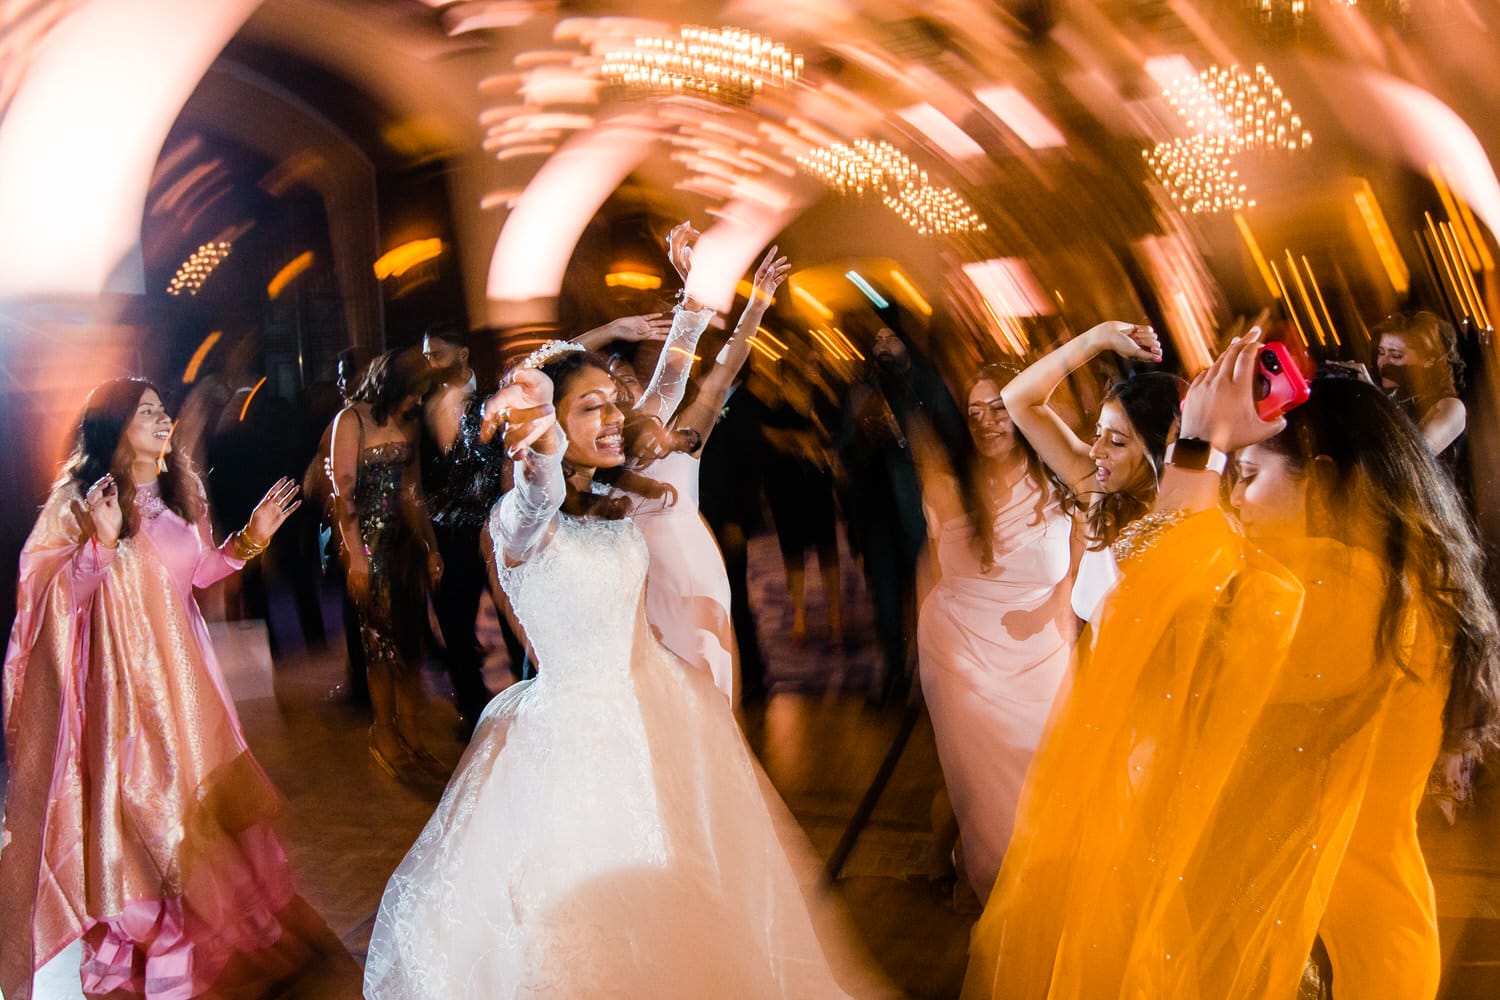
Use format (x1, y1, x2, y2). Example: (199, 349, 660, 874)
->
(354, 442, 427, 674)
(423, 392, 509, 529)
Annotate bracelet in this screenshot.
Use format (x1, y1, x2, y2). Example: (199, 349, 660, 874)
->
(230, 529, 269, 561)
(1110, 509, 1187, 564)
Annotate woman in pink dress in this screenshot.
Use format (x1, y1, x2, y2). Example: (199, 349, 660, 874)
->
(0, 378, 313, 1000)
(915, 365, 1075, 903)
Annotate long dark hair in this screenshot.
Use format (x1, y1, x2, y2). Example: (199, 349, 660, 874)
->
(59, 377, 204, 538)
(534, 349, 672, 519)
(1076, 371, 1185, 549)
(353, 348, 433, 426)
(958, 365, 1055, 571)
(1258, 376, 1499, 751)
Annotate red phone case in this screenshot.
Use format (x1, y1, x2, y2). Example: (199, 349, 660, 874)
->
(1255, 341, 1311, 420)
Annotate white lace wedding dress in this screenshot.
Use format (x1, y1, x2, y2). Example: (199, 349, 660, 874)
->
(363, 441, 855, 999)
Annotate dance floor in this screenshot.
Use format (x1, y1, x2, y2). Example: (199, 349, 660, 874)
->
(2, 530, 1498, 998)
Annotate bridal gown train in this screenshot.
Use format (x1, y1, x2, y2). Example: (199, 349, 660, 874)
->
(363, 508, 855, 999)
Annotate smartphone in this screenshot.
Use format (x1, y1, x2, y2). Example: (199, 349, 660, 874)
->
(1255, 341, 1311, 421)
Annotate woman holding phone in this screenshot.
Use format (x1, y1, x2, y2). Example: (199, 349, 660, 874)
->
(963, 332, 1499, 999)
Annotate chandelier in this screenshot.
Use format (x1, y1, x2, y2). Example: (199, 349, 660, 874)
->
(1143, 136, 1250, 215)
(1146, 63, 1310, 215)
(167, 241, 231, 297)
(797, 140, 926, 196)
(600, 26, 803, 105)
(799, 139, 986, 235)
(1163, 64, 1311, 154)
(884, 184, 988, 236)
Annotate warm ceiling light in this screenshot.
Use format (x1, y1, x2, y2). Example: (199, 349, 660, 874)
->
(897, 103, 985, 160)
(1144, 135, 1250, 215)
(267, 250, 313, 300)
(599, 25, 803, 106)
(181, 331, 222, 383)
(798, 139, 926, 196)
(605, 270, 662, 290)
(374, 239, 444, 280)
(974, 86, 1066, 149)
(1163, 63, 1312, 154)
(883, 184, 987, 236)
(167, 241, 231, 297)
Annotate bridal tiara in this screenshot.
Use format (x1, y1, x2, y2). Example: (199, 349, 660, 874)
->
(519, 340, 584, 371)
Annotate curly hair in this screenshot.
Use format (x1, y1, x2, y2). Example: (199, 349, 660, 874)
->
(532, 349, 673, 519)
(1259, 376, 1500, 752)
(59, 377, 204, 538)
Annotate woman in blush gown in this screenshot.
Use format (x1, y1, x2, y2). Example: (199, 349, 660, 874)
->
(619, 229, 790, 703)
(0, 378, 318, 1000)
(915, 365, 1075, 904)
(363, 343, 880, 1000)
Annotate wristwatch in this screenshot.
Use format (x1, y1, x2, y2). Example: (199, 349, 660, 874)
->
(1164, 437, 1228, 474)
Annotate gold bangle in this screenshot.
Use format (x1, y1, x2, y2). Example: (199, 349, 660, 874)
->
(230, 530, 268, 561)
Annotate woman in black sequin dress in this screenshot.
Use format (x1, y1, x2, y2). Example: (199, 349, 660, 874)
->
(331, 349, 442, 777)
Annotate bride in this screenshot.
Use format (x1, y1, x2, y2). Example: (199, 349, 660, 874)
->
(363, 330, 871, 998)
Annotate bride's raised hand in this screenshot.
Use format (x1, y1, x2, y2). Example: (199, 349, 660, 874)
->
(666, 221, 699, 282)
(482, 368, 558, 456)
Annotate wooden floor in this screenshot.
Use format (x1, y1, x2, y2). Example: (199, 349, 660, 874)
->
(3, 529, 1499, 998)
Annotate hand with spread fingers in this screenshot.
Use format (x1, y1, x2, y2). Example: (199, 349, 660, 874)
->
(79, 473, 122, 546)
(482, 367, 559, 457)
(246, 478, 302, 545)
(1179, 327, 1285, 452)
(748, 245, 790, 305)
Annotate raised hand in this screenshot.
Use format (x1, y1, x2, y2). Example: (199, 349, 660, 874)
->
(666, 221, 699, 282)
(246, 478, 302, 545)
(1087, 320, 1162, 363)
(748, 245, 790, 306)
(482, 368, 558, 456)
(79, 473, 122, 546)
(1178, 328, 1284, 452)
(602, 313, 673, 343)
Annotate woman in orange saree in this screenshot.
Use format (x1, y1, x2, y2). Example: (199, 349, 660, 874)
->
(0, 378, 314, 1000)
(962, 334, 1498, 999)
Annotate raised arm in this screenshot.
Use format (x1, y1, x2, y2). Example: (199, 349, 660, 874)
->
(674, 245, 790, 448)
(481, 368, 564, 565)
(572, 313, 673, 352)
(634, 301, 714, 423)
(1001, 321, 1161, 494)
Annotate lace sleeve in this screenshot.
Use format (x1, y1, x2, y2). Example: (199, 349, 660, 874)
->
(637, 304, 714, 423)
(488, 430, 566, 565)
